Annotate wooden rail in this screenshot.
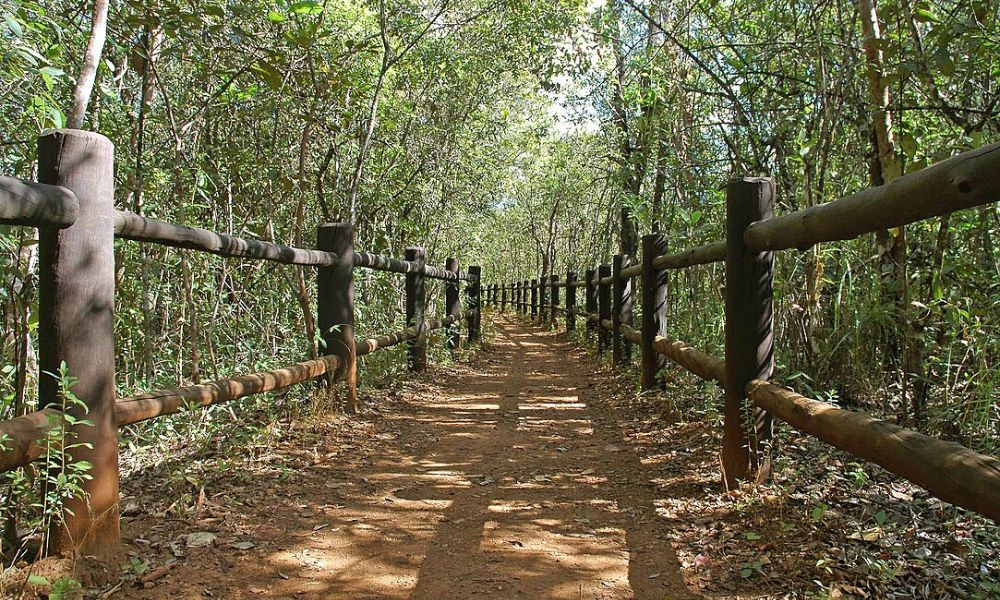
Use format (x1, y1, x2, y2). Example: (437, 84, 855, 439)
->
(0, 176, 79, 228)
(744, 142, 1000, 251)
(0, 129, 485, 557)
(492, 144, 1000, 522)
(115, 210, 339, 266)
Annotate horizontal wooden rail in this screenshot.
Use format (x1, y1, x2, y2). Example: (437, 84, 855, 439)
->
(116, 355, 342, 426)
(620, 323, 642, 344)
(0, 310, 481, 472)
(353, 251, 418, 274)
(651, 241, 726, 271)
(598, 317, 641, 343)
(747, 380, 1000, 522)
(115, 211, 467, 279)
(0, 176, 78, 228)
(642, 333, 1000, 521)
(0, 355, 342, 469)
(115, 210, 339, 266)
(651, 336, 725, 383)
(357, 311, 469, 356)
(0, 408, 64, 472)
(354, 252, 469, 281)
(744, 142, 1000, 252)
(619, 264, 641, 279)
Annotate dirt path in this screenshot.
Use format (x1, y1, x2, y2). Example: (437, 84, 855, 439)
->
(124, 317, 696, 599)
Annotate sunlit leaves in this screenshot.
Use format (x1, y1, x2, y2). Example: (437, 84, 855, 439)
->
(289, 0, 322, 16)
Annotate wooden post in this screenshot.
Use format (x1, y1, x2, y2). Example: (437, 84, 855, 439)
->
(538, 275, 548, 323)
(317, 223, 357, 412)
(585, 268, 597, 336)
(467, 266, 482, 344)
(550, 274, 559, 326)
(611, 254, 630, 366)
(405, 247, 427, 372)
(565, 271, 577, 331)
(445, 258, 460, 352)
(597, 264, 611, 355)
(723, 177, 776, 489)
(641, 233, 668, 391)
(530, 278, 538, 320)
(37, 129, 119, 556)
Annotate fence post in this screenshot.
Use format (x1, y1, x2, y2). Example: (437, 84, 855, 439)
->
(531, 278, 538, 320)
(405, 247, 427, 372)
(641, 233, 668, 391)
(566, 271, 577, 331)
(445, 258, 461, 351)
(612, 255, 634, 366)
(37, 129, 119, 556)
(597, 264, 611, 355)
(585, 268, 597, 337)
(317, 223, 357, 413)
(723, 177, 776, 489)
(467, 266, 482, 344)
(538, 275, 547, 323)
(550, 274, 559, 326)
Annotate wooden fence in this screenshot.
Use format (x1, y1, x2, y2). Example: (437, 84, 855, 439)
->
(488, 141, 1000, 523)
(0, 129, 483, 556)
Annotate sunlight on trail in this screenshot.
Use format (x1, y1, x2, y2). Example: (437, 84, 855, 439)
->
(130, 317, 693, 599)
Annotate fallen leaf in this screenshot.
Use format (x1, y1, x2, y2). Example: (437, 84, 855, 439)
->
(185, 532, 217, 548)
(229, 541, 256, 550)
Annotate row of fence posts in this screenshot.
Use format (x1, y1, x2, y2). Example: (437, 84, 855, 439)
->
(26, 129, 484, 556)
(482, 178, 775, 490)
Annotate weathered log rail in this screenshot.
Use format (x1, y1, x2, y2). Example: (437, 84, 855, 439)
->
(0, 129, 484, 556)
(488, 141, 1000, 522)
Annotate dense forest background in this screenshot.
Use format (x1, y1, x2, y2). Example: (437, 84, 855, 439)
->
(0, 0, 997, 468)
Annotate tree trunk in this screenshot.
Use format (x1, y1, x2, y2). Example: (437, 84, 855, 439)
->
(67, 0, 110, 129)
(859, 0, 913, 421)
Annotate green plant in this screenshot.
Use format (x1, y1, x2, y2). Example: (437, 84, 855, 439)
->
(847, 462, 868, 488)
(740, 559, 765, 578)
(34, 362, 94, 555)
(124, 555, 149, 578)
(810, 503, 829, 522)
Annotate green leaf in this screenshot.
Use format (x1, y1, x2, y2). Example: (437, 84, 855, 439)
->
(251, 60, 283, 90)
(28, 575, 50, 586)
(267, 10, 286, 23)
(290, 0, 323, 15)
(4, 14, 24, 38)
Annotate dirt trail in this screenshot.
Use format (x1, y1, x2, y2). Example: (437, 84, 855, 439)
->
(128, 317, 696, 599)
